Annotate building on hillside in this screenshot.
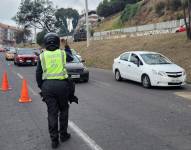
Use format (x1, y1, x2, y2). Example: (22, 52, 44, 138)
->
(76, 10, 102, 30)
(0, 23, 19, 47)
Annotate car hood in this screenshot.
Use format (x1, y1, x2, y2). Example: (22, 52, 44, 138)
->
(150, 64, 184, 72)
(65, 62, 84, 69)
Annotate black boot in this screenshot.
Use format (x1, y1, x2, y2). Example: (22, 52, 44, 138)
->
(51, 140, 59, 149)
(60, 133, 71, 142)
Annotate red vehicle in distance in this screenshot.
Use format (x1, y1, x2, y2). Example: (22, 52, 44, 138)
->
(175, 25, 186, 33)
(0, 47, 5, 52)
(14, 48, 38, 66)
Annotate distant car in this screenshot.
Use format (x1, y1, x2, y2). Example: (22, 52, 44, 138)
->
(73, 28, 87, 42)
(175, 25, 186, 33)
(5, 47, 16, 60)
(66, 55, 89, 82)
(14, 48, 38, 66)
(113, 51, 186, 88)
(0, 47, 5, 52)
(71, 49, 82, 61)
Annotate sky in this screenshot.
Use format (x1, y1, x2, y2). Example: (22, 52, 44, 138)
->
(0, 0, 101, 26)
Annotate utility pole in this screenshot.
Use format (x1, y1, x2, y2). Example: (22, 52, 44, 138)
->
(85, 0, 90, 47)
(34, 26, 37, 43)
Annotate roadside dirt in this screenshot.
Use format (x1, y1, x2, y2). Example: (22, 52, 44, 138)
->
(71, 33, 191, 82)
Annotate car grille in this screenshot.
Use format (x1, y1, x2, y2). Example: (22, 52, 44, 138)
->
(166, 72, 182, 78)
(67, 69, 84, 73)
(168, 82, 182, 85)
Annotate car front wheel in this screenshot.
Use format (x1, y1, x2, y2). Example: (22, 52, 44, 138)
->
(142, 75, 151, 88)
(115, 70, 122, 81)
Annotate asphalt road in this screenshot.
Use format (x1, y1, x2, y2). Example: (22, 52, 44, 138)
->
(0, 53, 191, 150)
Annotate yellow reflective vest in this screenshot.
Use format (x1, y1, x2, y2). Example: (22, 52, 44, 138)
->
(40, 49, 68, 80)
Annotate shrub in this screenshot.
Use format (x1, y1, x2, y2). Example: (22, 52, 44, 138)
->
(155, 1, 165, 16)
(169, 0, 182, 11)
(176, 13, 184, 20)
(120, 3, 140, 23)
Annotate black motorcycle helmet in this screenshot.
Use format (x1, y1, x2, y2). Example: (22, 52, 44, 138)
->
(44, 32, 60, 51)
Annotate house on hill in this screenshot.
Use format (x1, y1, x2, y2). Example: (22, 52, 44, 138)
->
(0, 23, 19, 47)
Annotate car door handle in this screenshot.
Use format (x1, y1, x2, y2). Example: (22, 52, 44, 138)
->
(128, 65, 131, 67)
(118, 61, 121, 64)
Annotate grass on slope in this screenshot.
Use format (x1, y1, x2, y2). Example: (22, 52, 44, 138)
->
(71, 33, 191, 82)
(95, 13, 124, 32)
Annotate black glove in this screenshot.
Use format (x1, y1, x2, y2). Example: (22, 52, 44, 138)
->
(39, 91, 43, 97)
(39, 91, 45, 102)
(69, 95, 79, 104)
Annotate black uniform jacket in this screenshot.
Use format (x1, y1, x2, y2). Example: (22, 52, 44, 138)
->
(36, 48, 73, 89)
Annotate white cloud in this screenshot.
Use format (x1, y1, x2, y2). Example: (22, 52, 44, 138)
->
(53, 0, 101, 13)
(0, 0, 101, 26)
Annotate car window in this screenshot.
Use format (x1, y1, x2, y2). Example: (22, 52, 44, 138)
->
(120, 53, 129, 61)
(71, 49, 77, 55)
(140, 53, 172, 65)
(71, 55, 80, 63)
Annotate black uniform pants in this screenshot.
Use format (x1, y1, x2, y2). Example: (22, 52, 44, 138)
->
(41, 80, 69, 142)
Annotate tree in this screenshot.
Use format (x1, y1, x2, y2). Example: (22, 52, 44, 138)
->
(36, 30, 47, 46)
(14, 0, 56, 32)
(55, 8, 79, 36)
(183, 0, 191, 39)
(96, 0, 140, 17)
(15, 26, 32, 44)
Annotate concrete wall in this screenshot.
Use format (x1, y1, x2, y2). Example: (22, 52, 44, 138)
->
(93, 19, 186, 40)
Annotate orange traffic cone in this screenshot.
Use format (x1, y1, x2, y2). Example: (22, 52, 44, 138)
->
(19, 79, 32, 103)
(1, 71, 11, 91)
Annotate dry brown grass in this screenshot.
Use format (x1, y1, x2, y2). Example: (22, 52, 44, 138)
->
(71, 33, 191, 82)
(94, 0, 183, 31)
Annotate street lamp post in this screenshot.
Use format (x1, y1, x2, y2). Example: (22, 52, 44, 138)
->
(85, 0, 90, 47)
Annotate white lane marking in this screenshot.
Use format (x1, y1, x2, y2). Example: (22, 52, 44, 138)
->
(16, 73, 38, 96)
(28, 86, 38, 96)
(17, 73, 23, 79)
(69, 121, 103, 150)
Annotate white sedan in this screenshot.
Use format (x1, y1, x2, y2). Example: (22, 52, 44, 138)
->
(112, 51, 186, 88)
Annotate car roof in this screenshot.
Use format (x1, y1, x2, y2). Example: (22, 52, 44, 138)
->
(123, 51, 160, 55)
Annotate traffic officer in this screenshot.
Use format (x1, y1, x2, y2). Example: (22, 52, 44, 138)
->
(36, 33, 74, 149)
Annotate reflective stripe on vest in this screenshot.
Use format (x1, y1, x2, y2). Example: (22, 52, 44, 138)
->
(40, 49, 68, 80)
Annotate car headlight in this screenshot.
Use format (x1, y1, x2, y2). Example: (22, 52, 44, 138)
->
(152, 70, 166, 76)
(83, 67, 88, 71)
(183, 70, 186, 76)
(158, 71, 166, 76)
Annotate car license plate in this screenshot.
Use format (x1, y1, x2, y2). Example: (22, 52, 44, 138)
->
(26, 60, 31, 63)
(171, 79, 181, 83)
(71, 75, 80, 79)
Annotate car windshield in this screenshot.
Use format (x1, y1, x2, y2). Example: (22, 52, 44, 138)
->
(9, 47, 16, 52)
(140, 53, 172, 65)
(17, 50, 35, 55)
(71, 49, 77, 55)
(71, 55, 80, 63)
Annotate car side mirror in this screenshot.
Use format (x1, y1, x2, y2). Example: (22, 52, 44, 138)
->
(81, 59, 85, 63)
(34, 52, 39, 56)
(134, 59, 139, 67)
(137, 61, 140, 67)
